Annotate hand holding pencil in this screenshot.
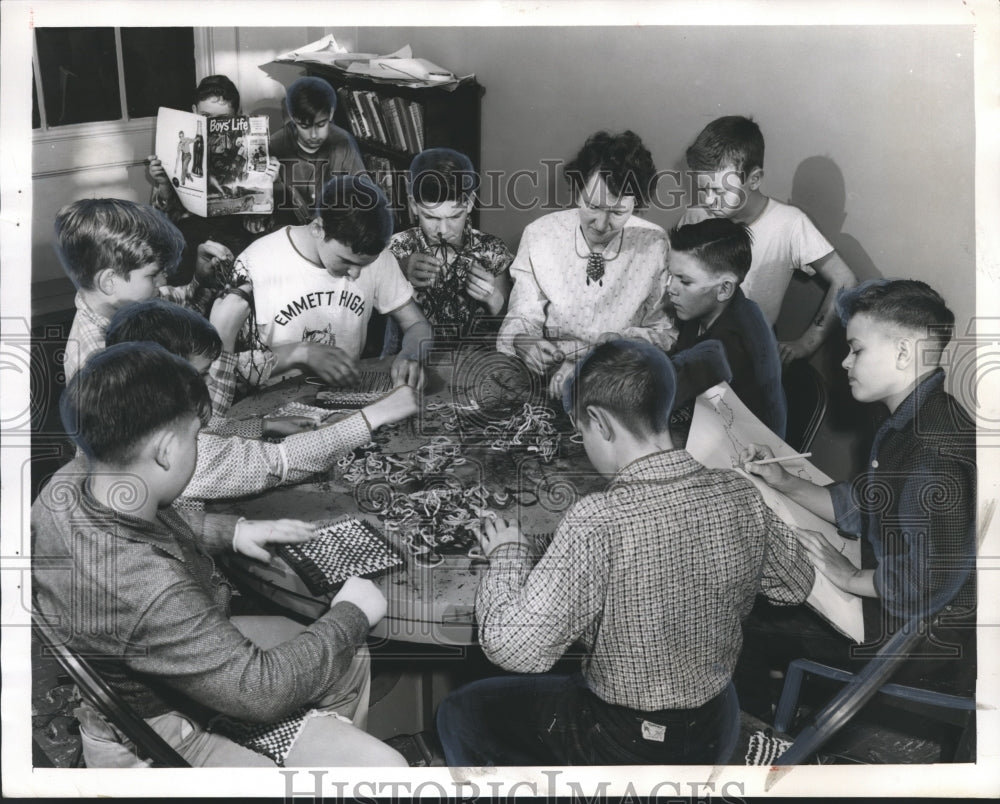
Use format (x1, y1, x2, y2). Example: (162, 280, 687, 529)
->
(737, 444, 810, 489)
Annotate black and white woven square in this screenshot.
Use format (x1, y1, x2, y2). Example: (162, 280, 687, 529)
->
(214, 708, 312, 766)
(277, 519, 403, 596)
(311, 371, 393, 408)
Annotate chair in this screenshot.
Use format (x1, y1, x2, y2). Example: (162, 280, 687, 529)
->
(780, 360, 828, 453)
(772, 620, 975, 765)
(33, 612, 190, 767)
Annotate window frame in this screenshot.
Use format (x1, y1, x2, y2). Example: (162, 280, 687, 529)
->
(31, 28, 211, 175)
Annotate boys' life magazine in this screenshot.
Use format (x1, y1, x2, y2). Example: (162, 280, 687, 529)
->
(155, 107, 273, 217)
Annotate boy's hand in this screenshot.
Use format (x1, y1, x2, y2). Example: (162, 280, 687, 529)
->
(390, 355, 424, 390)
(465, 262, 504, 314)
(778, 338, 814, 367)
(547, 359, 576, 399)
(404, 253, 442, 288)
(263, 157, 281, 182)
(478, 515, 527, 557)
(794, 528, 860, 591)
(195, 240, 234, 286)
(299, 343, 361, 386)
(243, 214, 272, 234)
(233, 518, 317, 563)
(512, 335, 562, 375)
(362, 384, 419, 430)
(331, 577, 387, 627)
(262, 415, 320, 438)
(739, 444, 792, 489)
(146, 155, 171, 188)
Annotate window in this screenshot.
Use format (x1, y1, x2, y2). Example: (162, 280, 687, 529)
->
(32, 27, 196, 130)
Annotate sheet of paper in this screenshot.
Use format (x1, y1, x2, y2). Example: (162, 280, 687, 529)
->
(687, 383, 865, 642)
(155, 106, 207, 217)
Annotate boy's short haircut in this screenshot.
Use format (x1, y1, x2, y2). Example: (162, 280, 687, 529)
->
(54, 199, 185, 291)
(563, 339, 677, 437)
(317, 174, 394, 256)
(194, 74, 240, 113)
(669, 218, 753, 282)
(564, 130, 658, 208)
(105, 299, 223, 362)
(685, 116, 765, 180)
(836, 279, 955, 350)
(61, 342, 211, 466)
(285, 76, 337, 124)
(408, 147, 479, 206)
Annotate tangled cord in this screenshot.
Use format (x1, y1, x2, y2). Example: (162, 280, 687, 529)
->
(336, 437, 497, 560)
(482, 403, 562, 463)
(212, 257, 272, 390)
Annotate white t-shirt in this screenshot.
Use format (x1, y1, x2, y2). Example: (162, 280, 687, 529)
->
(236, 226, 413, 362)
(680, 198, 833, 324)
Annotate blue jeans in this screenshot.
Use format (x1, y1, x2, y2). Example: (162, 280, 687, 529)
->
(436, 673, 738, 766)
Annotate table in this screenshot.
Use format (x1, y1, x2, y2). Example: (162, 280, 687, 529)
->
(211, 344, 604, 646)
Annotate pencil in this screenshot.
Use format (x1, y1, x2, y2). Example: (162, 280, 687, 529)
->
(747, 451, 812, 466)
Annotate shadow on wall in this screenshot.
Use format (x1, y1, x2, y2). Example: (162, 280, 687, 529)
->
(253, 61, 307, 140)
(779, 155, 884, 481)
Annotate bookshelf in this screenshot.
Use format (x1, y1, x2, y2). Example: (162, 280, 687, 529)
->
(302, 67, 484, 231)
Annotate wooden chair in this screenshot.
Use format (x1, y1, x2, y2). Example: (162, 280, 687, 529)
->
(781, 360, 828, 453)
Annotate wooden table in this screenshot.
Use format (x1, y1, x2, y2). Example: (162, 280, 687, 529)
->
(212, 345, 604, 646)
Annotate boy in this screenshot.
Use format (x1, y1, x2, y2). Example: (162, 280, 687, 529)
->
(231, 174, 431, 390)
(667, 217, 786, 438)
(739, 279, 976, 704)
(435, 339, 815, 766)
(103, 298, 419, 505)
(147, 75, 279, 299)
(270, 76, 366, 227)
(387, 148, 513, 350)
(56, 198, 222, 383)
(32, 343, 407, 767)
(681, 115, 857, 365)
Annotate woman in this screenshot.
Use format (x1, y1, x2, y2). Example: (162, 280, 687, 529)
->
(497, 131, 676, 396)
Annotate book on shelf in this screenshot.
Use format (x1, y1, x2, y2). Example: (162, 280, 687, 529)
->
(336, 86, 425, 156)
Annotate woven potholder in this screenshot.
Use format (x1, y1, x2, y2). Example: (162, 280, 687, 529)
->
(277, 519, 402, 596)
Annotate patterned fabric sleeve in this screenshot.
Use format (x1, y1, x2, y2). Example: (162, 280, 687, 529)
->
(204, 351, 239, 417)
(496, 226, 547, 355)
(204, 415, 264, 439)
(178, 412, 373, 502)
(476, 500, 609, 673)
(616, 237, 677, 352)
(758, 504, 816, 605)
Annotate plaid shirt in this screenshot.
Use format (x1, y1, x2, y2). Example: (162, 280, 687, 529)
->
(32, 460, 370, 722)
(63, 293, 110, 384)
(477, 449, 815, 711)
(388, 224, 513, 337)
(205, 351, 239, 418)
(829, 369, 977, 623)
(64, 285, 216, 384)
(178, 410, 372, 505)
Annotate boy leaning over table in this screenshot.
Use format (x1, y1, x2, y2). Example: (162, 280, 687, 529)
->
(32, 342, 407, 768)
(103, 298, 418, 508)
(435, 339, 817, 765)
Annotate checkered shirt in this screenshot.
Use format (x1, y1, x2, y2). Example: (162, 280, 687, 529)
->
(476, 449, 815, 710)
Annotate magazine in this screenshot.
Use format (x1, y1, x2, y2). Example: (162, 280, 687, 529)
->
(155, 107, 273, 217)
